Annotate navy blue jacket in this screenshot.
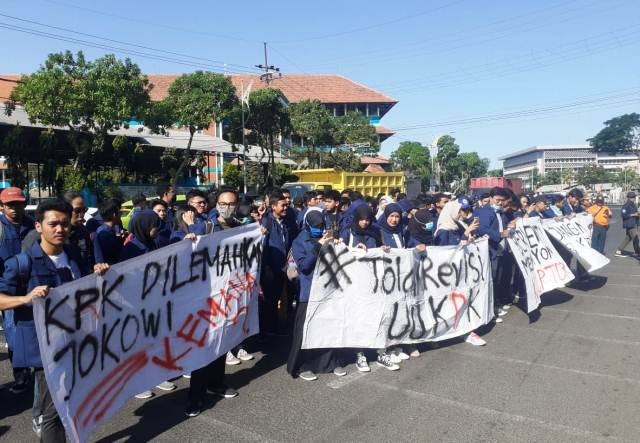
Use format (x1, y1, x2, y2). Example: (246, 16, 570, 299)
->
(621, 201, 639, 229)
(156, 219, 172, 248)
(434, 227, 465, 246)
(93, 224, 122, 265)
(0, 242, 88, 366)
(380, 226, 405, 248)
(292, 230, 321, 303)
(323, 211, 341, 233)
(0, 213, 35, 272)
(261, 212, 295, 272)
(340, 226, 381, 249)
(473, 206, 501, 258)
(119, 236, 155, 261)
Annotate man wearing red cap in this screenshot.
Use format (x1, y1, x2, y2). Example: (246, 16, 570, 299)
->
(0, 188, 36, 409)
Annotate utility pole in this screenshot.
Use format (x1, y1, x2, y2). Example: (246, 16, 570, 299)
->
(255, 42, 281, 85)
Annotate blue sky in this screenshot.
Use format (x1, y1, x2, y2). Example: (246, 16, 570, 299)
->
(2, 0, 639, 167)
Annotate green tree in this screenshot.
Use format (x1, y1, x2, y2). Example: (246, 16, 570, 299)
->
(322, 150, 362, 172)
(390, 141, 430, 183)
(289, 99, 334, 168)
(488, 168, 503, 177)
(449, 152, 490, 193)
(435, 135, 460, 188)
(574, 164, 613, 187)
(539, 170, 562, 186)
(1, 124, 30, 188)
(588, 113, 640, 153)
(333, 111, 378, 149)
(245, 88, 290, 187)
(81, 54, 150, 167)
(222, 163, 242, 189)
(149, 71, 238, 185)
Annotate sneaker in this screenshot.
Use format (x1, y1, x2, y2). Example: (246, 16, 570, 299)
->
(185, 402, 201, 417)
(502, 304, 512, 310)
(393, 347, 410, 360)
(182, 373, 191, 379)
(376, 353, 400, 371)
(333, 366, 347, 377)
(32, 415, 42, 437)
(409, 348, 421, 358)
(497, 309, 508, 317)
(208, 385, 239, 398)
(615, 250, 626, 257)
(495, 317, 504, 323)
(237, 348, 254, 361)
(389, 352, 402, 364)
(513, 295, 520, 304)
(135, 390, 153, 399)
(225, 351, 241, 366)
(356, 353, 370, 372)
(156, 381, 176, 391)
(465, 332, 486, 346)
(298, 370, 318, 381)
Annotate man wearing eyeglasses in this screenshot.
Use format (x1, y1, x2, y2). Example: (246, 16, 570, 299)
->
(183, 189, 212, 235)
(211, 187, 239, 231)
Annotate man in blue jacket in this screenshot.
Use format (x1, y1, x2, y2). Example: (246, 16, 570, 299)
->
(473, 187, 512, 320)
(260, 190, 297, 336)
(616, 191, 640, 257)
(0, 187, 35, 395)
(0, 199, 108, 442)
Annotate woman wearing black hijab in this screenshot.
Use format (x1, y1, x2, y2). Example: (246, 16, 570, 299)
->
(117, 210, 178, 398)
(120, 210, 161, 261)
(339, 204, 382, 249)
(405, 208, 435, 247)
(288, 209, 345, 381)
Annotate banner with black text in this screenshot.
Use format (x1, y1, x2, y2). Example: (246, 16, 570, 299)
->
(301, 238, 493, 350)
(33, 224, 262, 443)
(542, 213, 610, 272)
(507, 217, 574, 312)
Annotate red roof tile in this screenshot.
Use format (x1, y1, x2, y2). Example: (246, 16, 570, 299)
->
(0, 75, 21, 101)
(361, 155, 391, 165)
(364, 164, 387, 173)
(374, 125, 395, 135)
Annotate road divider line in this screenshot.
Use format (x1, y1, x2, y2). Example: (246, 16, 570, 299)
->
(363, 379, 611, 441)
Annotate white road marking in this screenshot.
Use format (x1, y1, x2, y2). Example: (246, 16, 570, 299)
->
(544, 307, 640, 321)
(447, 348, 640, 386)
(363, 379, 613, 441)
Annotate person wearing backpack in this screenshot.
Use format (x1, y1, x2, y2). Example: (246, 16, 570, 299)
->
(0, 187, 35, 397)
(0, 199, 109, 443)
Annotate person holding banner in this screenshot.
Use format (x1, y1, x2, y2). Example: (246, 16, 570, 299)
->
(0, 200, 109, 443)
(340, 204, 382, 249)
(287, 209, 346, 381)
(405, 208, 435, 247)
(434, 198, 486, 345)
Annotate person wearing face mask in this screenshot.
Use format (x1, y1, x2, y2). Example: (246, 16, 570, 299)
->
(210, 188, 240, 231)
(287, 208, 346, 381)
(434, 198, 486, 346)
(405, 209, 435, 247)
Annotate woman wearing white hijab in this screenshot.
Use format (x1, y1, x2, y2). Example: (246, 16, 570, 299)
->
(375, 195, 394, 219)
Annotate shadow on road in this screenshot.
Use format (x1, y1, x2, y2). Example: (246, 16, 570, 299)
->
(566, 275, 608, 291)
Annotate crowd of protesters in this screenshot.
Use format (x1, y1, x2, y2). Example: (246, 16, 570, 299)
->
(0, 182, 636, 441)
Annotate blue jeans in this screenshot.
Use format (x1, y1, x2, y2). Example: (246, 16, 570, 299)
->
(591, 225, 607, 254)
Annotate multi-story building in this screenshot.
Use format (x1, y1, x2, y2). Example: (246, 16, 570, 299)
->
(500, 144, 639, 183)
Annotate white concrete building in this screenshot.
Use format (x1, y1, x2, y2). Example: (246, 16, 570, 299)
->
(500, 144, 639, 183)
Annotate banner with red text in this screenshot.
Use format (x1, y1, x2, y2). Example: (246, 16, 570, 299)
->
(33, 224, 262, 443)
(302, 238, 493, 350)
(508, 217, 574, 312)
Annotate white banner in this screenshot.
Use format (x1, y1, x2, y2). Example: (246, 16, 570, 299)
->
(508, 217, 574, 313)
(301, 238, 493, 350)
(33, 224, 263, 443)
(542, 213, 610, 272)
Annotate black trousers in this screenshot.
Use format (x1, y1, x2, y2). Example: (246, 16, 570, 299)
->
(287, 302, 342, 376)
(187, 355, 225, 405)
(259, 268, 285, 335)
(35, 369, 65, 443)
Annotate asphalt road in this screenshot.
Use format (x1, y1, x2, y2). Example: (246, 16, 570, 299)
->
(2, 216, 639, 442)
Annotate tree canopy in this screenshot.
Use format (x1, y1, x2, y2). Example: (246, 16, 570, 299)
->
(588, 113, 640, 153)
(390, 141, 430, 182)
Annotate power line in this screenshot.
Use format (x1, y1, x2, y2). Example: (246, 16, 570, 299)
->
(0, 22, 259, 75)
(393, 89, 640, 131)
(375, 25, 640, 94)
(270, 0, 467, 44)
(0, 13, 260, 72)
(42, 0, 258, 43)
